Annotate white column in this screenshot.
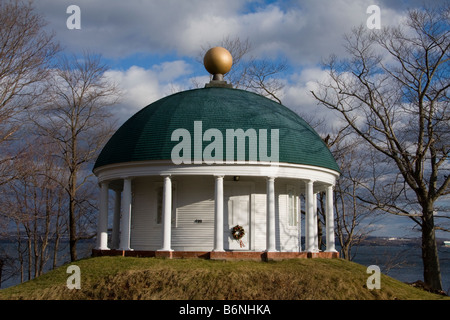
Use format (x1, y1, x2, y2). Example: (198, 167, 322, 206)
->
(305, 180, 316, 252)
(213, 175, 224, 252)
(325, 185, 337, 252)
(119, 178, 132, 251)
(96, 182, 109, 250)
(111, 189, 121, 249)
(313, 192, 319, 251)
(266, 177, 276, 252)
(159, 175, 173, 251)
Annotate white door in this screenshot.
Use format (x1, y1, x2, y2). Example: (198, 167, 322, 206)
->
(224, 183, 250, 250)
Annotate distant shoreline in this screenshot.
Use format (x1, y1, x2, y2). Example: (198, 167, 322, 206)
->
(3, 236, 449, 246)
(357, 236, 450, 247)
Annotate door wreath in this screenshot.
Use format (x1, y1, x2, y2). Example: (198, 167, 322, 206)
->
(231, 225, 245, 248)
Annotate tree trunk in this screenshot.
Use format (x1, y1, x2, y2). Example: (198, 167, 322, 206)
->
(421, 208, 442, 292)
(69, 196, 77, 262)
(53, 202, 61, 269)
(27, 233, 32, 281)
(69, 172, 78, 262)
(69, 124, 78, 262)
(341, 242, 350, 260)
(53, 234, 60, 269)
(0, 258, 3, 288)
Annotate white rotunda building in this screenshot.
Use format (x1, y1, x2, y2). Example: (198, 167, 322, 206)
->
(93, 48, 340, 260)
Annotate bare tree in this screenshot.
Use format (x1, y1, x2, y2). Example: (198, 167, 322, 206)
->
(0, 139, 67, 282)
(308, 123, 379, 260)
(0, 0, 59, 287)
(332, 136, 382, 260)
(197, 36, 288, 103)
(33, 52, 120, 261)
(0, 0, 59, 185)
(312, 5, 449, 291)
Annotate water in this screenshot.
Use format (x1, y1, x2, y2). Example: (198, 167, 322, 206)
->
(1, 240, 449, 295)
(0, 239, 94, 290)
(351, 244, 450, 294)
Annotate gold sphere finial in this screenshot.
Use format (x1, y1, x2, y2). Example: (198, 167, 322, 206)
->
(203, 47, 233, 78)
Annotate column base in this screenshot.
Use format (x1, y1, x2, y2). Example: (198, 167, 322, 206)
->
(155, 250, 174, 258)
(95, 247, 110, 251)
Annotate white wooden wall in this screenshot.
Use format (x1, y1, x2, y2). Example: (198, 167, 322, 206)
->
(129, 176, 301, 252)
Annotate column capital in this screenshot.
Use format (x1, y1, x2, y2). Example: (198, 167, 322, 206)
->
(214, 175, 225, 179)
(266, 176, 276, 181)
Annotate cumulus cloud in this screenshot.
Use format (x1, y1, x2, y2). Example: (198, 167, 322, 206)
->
(35, 0, 246, 57)
(33, 0, 445, 129)
(281, 67, 346, 131)
(104, 60, 195, 124)
(35, 0, 430, 64)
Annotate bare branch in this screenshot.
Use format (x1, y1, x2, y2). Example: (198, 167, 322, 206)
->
(312, 4, 450, 290)
(31, 51, 121, 261)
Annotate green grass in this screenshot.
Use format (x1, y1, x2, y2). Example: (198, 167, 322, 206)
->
(0, 256, 448, 300)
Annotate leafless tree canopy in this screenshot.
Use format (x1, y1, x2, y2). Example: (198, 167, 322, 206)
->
(0, 0, 59, 186)
(1, 140, 67, 282)
(0, 0, 59, 129)
(32, 52, 121, 261)
(312, 5, 450, 292)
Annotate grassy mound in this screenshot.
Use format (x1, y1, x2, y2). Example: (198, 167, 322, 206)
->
(0, 256, 447, 300)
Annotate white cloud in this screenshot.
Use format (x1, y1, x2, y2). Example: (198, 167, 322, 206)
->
(152, 60, 193, 83)
(104, 66, 160, 123)
(33, 0, 446, 128)
(281, 67, 344, 130)
(34, 0, 432, 65)
(35, 0, 248, 57)
(104, 60, 195, 124)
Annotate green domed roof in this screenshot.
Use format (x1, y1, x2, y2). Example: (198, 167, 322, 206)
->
(93, 87, 339, 172)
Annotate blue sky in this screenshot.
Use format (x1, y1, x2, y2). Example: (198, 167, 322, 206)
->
(31, 0, 449, 239)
